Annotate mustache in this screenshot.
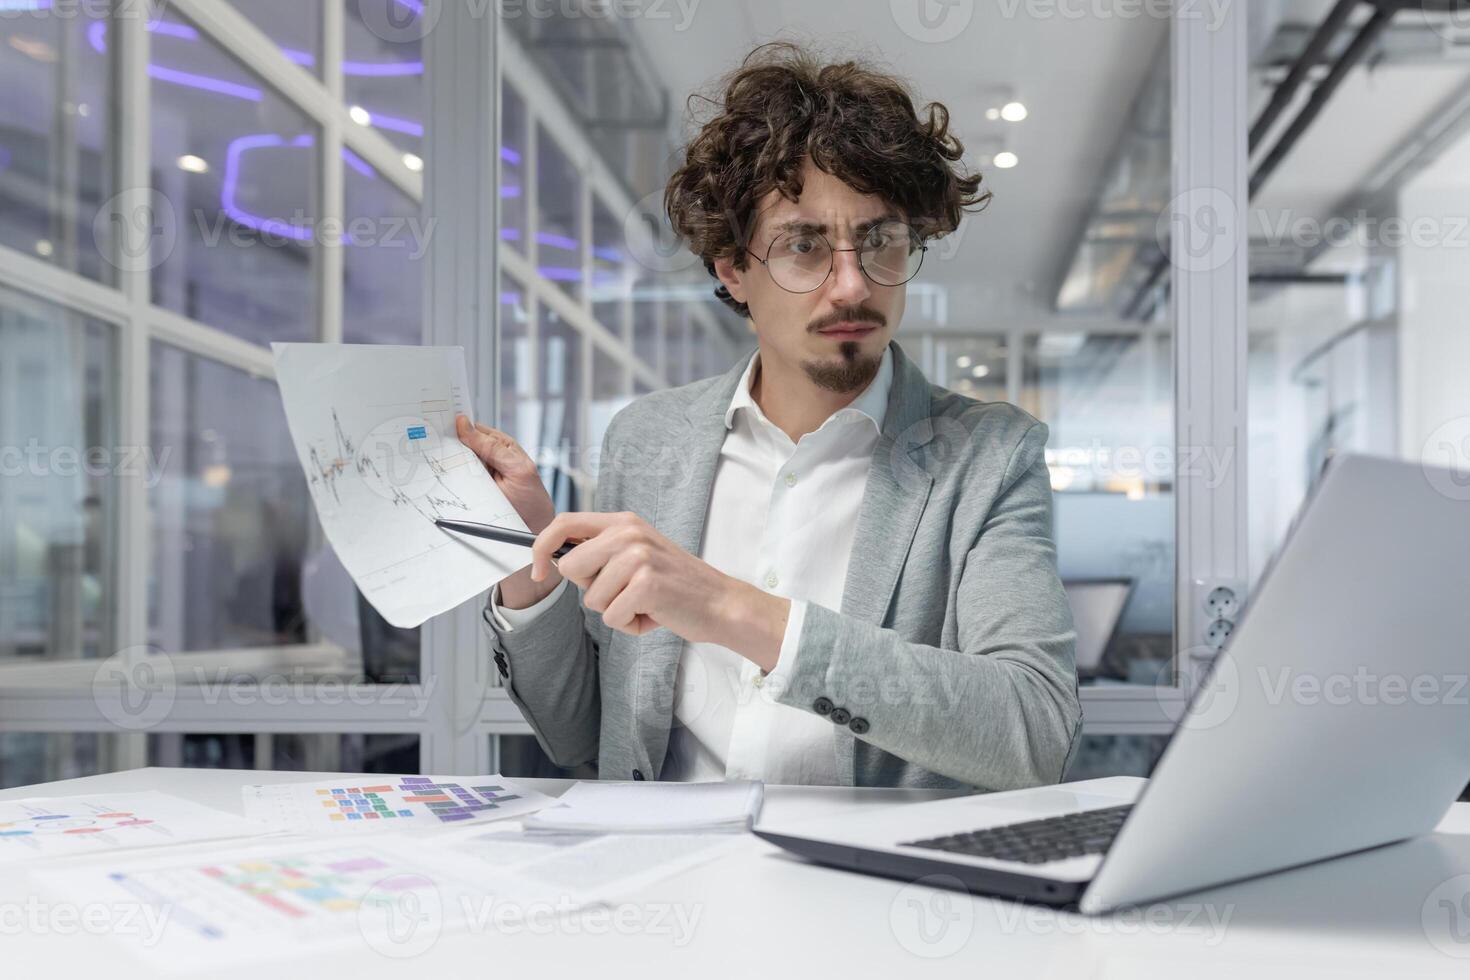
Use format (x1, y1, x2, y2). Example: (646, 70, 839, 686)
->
(808, 307, 887, 333)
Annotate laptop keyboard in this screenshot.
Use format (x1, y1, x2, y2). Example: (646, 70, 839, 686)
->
(900, 804, 1133, 865)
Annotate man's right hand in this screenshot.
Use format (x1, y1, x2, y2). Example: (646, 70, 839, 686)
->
(456, 414, 563, 609)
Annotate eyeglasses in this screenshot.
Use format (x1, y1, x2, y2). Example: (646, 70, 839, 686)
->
(749, 220, 927, 293)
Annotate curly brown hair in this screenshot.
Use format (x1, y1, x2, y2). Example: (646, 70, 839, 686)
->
(664, 42, 990, 318)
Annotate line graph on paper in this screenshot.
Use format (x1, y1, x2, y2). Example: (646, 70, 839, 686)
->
(273, 344, 531, 628)
(305, 400, 476, 525)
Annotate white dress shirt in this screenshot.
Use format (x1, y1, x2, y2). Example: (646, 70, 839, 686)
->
(489, 344, 893, 785)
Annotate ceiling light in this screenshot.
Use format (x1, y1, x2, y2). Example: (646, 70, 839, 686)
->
(985, 107, 1000, 121)
(971, 364, 990, 378)
(34, 239, 53, 257)
(1001, 101, 1028, 122)
(348, 105, 372, 126)
(202, 463, 232, 488)
(956, 355, 972, 368)
(402, 152, 424, 173)
(177, 154, 208, 174)
(993, 151, 1019, 169)
(8, 35, 56, 62)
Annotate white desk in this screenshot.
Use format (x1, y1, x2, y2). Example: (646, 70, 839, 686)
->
(5, 767, 1470, 978)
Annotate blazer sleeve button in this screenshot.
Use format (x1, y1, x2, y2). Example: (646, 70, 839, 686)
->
(848, 716, 870, 735)
(812, 696, 833, 716)
(830, 707, 852, 726)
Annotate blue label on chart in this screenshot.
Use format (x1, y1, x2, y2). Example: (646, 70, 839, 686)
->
(406, 425, 427, 440)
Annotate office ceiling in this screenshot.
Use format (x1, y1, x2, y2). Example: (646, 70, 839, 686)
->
(630, 0, 1470, 329)
(625, 0, 1168, 330)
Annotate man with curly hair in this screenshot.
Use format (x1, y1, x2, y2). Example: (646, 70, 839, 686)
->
(461, 43, 1081, 791)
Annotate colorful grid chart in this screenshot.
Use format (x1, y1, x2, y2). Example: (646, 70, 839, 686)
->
(318, 778, 521, 825)
(199, 853, 411, 918)
(96, 843, 454, 943)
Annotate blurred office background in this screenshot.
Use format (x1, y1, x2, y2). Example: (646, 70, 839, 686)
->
(0, 1, 1466, 787)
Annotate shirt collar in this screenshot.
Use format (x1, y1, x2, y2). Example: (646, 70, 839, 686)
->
(723, 343, 894, 435)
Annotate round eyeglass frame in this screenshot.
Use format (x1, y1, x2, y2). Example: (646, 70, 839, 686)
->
(747, 222, 928, 293)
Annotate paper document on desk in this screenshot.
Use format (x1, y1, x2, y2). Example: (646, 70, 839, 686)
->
(30, 835, 580, 973)
(242, 775, 553, 835)
(0, 791, 268, 865)
(523, 780, 764, 834)
(272, 343, 527, 628)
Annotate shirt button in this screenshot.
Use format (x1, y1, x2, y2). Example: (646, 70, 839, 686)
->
(753, 673, 765, 688)
(765, 571, 779, 589)
(784, 472, 797, 487)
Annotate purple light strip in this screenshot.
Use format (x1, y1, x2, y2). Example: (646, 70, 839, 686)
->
(501, 147, 522, 166)
(279, 46, 424, 77)
(87, 19, 420, 101)
(362, 112, 424, 138)
(341, 147, 375, 179)
(221, 133, 315, 241)
(148, 65, 263, 102)
(537, 232, 578, 252)
(87, 21, 263, 101)
(218, 134, 380, 245)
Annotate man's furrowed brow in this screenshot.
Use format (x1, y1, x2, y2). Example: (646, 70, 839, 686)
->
(769, 212, 904, 237)
(770, 218, 827, 235)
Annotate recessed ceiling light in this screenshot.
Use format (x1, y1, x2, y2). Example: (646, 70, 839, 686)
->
(985, 107, 1000, 121)
(971, 364, 991, 378)
(993, 151, 1019, 169)
(177, 154, 209, 174)
(34, 239, 53, 257)
(1001, 101, 1028, 122)
(402, 152, 424, 173)
(348, 105, 372, 126)
(956, 355, 972, 368)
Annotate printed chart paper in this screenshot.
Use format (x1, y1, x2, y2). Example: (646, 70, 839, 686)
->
(0, 791, 267, 864)
(242, 775, 553, 834)
(272, 343, 529, 627)
(32, 837, 568, 972)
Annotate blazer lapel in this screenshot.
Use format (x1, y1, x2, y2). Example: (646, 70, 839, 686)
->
(840, 340, 937, 626)
(828, 341, 936, 786)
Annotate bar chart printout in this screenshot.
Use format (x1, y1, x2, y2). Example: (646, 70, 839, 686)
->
(241, 776, 553, 834)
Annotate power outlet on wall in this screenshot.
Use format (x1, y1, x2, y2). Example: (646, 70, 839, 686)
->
(1193, 579, 1246, 652)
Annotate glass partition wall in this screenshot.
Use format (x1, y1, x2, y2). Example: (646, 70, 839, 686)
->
(0, 0, 1260, 785)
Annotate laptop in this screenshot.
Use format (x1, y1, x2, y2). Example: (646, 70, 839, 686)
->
(755, 453, 1470, 913)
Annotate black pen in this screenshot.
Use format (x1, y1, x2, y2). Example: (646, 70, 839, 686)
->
(434, 519, 583, 561)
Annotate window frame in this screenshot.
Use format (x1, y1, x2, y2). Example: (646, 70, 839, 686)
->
(0, 3, 1247, 777)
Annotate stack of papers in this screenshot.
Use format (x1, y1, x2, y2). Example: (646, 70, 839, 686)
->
(523, 780, 764, 834)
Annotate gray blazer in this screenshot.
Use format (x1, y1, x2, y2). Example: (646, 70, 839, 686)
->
(483, 339, 1082, 791)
